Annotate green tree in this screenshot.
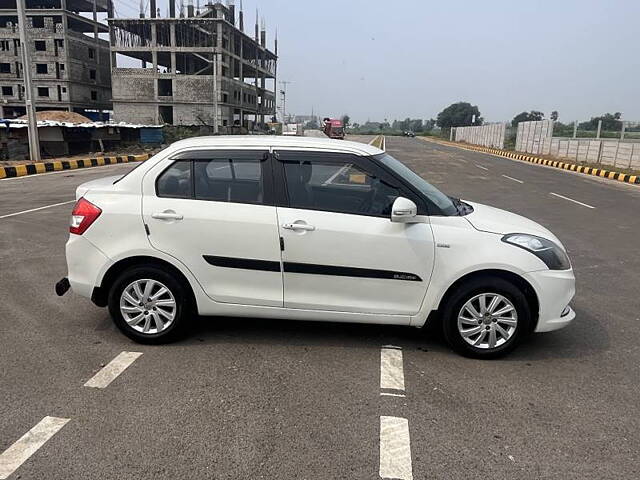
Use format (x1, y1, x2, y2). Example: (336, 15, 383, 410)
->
(511, 110, 545, 127)
(578, 112, 622, 131)
(436, 102, 483, 128)
(341, 114, 350, 128)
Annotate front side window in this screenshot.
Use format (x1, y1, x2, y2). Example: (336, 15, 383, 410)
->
(375, 153, 457, 216)
(156, 160, 192, 198)
(194, 153, 264, 204)
(280, 152, 400, 217)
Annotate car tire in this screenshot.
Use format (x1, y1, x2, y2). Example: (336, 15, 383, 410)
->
(442, 276, 531, 359)
(108, 265, 192, 344)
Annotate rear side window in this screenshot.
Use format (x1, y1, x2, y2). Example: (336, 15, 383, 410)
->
(156, 160, 192, 198)
(193, 153, 265, 204)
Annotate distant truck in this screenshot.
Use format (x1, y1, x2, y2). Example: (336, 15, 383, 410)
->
(322, 118, 345, 139)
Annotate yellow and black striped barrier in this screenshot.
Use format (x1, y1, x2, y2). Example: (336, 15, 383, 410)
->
(419, 137, 639, 186)
(0, 153, 152, 180)
(369, 135, 386, 151)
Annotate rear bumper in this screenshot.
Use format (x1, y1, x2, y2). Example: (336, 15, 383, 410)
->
(66, 234, 112, 299)
(524, 268, 576, 333)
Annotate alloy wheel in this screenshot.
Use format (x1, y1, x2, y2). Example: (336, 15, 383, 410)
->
(457, 293, 518, 350)
(119, 279, 177, 334)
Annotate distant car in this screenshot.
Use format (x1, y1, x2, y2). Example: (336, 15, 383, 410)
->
(403, 131, 416, 137)
(57, 136, 575, 358)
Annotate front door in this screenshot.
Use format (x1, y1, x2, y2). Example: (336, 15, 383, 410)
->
(142, 149, 283, 307)
(274, 150, 435, 317)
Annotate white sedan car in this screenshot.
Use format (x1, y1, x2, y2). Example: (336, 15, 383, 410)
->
(57, 136, 575, 358)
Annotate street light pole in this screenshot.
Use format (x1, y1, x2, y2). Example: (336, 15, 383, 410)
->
(16, 0, 41, 161)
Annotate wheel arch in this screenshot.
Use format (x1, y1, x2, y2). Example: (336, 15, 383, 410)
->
(429, 269, 540, 332)
(92, 255, 197, 312)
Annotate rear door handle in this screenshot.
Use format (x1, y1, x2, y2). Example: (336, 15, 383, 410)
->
(151, 210, 183, 221)
(282, 222, 315, 231)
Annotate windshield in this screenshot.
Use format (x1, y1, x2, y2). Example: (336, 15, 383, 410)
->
(375, 153, 457, 216)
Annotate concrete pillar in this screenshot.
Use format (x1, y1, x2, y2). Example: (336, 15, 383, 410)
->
(170, 23, 176, 72)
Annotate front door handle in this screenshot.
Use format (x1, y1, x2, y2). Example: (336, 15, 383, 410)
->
(282, 222, 315, 231)
(152, 210, 183, 221)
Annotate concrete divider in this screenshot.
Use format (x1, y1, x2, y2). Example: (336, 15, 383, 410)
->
(0, 153, 152, 179)
(369, 135, 386, 151)
(418, 137, 639, 186)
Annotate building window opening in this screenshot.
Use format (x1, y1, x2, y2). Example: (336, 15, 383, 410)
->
(157, 78, 173, 96)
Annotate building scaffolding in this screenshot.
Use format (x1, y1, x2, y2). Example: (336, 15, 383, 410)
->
(108, 1, 277, 128)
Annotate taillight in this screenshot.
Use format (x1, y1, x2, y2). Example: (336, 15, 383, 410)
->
(70, 197, 102, 235)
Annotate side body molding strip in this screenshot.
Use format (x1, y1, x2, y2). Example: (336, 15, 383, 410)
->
(203, 256, 422, 282)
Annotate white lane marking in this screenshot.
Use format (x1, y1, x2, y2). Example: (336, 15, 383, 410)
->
(0, 200, 75, 219)
(0, 416, 70, 479)
(84, 351, 143, 388)
(380, 392, 406, 398)
(475, 164, 489, 171)
(380, 347, 405, 393)
(501, 174, 524, 184)
(549, 192, 596, 209)
(380, 416, 413, 480)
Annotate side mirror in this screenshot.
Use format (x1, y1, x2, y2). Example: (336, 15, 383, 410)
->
(391, 197, 418, 223)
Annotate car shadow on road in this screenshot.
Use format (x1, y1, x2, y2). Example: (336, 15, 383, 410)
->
(168, 303, 608, 362)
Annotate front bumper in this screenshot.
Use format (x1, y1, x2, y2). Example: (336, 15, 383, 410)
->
(524, 268, 576, 333)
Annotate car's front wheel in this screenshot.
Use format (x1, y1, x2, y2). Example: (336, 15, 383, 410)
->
(442, 276, 531, 359)
(108, 266, 191, 344)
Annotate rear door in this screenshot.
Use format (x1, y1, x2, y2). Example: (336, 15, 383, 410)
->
(274, 150, 435, 317)
(141, 148, 283, 307)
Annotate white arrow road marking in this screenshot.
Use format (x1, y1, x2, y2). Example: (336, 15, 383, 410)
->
(0, 416, 70, 479)
(380, 346, 405, 393)
(380, 416, 413, 480)
(84, 351, 143, 388)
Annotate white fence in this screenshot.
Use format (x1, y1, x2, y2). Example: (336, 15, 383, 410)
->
(515, 119, 640, 168)
(515, 120, 554, 155)
(549, 138, 640, 169)
(455, 123, 505, 149)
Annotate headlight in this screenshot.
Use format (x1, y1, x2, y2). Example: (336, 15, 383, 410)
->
(501, 233, 570, 270)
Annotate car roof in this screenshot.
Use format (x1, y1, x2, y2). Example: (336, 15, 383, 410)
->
(167, 135, 383, 156)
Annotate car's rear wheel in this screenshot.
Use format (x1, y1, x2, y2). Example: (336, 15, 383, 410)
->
(442, 276, 531, 359)
(108, 266, 191, 344)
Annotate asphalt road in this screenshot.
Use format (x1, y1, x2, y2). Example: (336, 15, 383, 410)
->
(1, 137, 639, 479)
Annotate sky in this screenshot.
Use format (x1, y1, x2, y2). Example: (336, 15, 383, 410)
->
(113, 0, 640, 124)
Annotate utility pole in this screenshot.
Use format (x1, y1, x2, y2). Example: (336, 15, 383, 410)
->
(16, 0, 41, 161)
(212, 52, 219, 133)
(212, 23, 219, 134)
(279, 80, 291, 123)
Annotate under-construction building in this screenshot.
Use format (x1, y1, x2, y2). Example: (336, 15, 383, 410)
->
(0, 0, 112, 119)
(109, 1, 277, 128)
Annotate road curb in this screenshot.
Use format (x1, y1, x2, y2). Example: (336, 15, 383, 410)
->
(418, 137, 639, 186)
(0, 153, 152, 180)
